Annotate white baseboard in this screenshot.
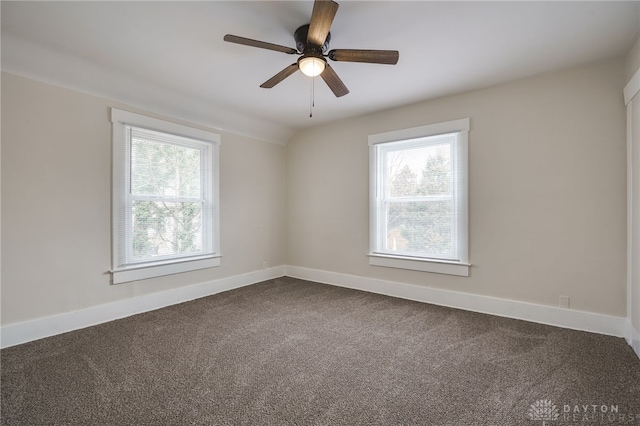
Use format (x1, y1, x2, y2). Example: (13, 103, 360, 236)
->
(0, 266, 286, 349)
(631, 322, 640, 359)
(285, 265, 629, 339)
(2, 264, 636, 359)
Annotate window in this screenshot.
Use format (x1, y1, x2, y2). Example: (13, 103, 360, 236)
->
(369, 118, 469, 276)
(111, 109, 220, 284)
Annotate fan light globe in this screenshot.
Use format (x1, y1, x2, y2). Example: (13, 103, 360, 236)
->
(298, 56, 326, 77)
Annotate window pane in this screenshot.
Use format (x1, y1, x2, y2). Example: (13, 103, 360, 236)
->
(386, 200, 453, 257)
(131, 138, 201, 199)
(386, 143, 451, 197)
(131, 200, 202, 260)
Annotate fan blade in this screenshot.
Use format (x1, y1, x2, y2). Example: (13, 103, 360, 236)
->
(224, 34, 298, 55)
(328, 49, 399, 65)
(260, 64, 299, 88)
(307, 0, 339, 46)
(320, 63, 349, 97)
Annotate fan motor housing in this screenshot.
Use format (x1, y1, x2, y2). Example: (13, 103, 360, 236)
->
(294, 24, 331, 54)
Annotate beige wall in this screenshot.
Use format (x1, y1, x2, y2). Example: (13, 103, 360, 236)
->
(287, 59, 628, 317)
(628, 36, 640, 82)
(1, 72, 286, 325)
(632, 94, 640, 334)
(628, 35, 640, 334)
(1, 57, 631, 326)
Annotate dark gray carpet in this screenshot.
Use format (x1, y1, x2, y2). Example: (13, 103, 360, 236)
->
(2, 277, 639, 425)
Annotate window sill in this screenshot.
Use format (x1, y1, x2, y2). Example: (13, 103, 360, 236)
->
(368, 253, 469, 277)
(112, 256, 221, 284)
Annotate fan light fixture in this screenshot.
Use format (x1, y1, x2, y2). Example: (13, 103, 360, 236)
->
(298, 56, 326, 77)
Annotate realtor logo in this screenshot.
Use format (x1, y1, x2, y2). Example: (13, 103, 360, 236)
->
(528, 399, 560, 425)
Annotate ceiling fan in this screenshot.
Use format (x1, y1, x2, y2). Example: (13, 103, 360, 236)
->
(223, 0, 399, 97)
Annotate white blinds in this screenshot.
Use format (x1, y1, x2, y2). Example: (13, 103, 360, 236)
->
(110, 108, 221, 283)
(375, 133, 460, 261)
(369, 118, 469, 267)
(114, 124, 216, 269)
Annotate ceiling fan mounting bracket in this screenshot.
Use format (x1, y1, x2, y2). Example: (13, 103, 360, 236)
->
(294, 24, 331, 54)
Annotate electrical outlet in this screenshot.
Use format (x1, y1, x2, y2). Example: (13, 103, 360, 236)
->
(262, 261, 268, 270)
(559, 296, 570, 309)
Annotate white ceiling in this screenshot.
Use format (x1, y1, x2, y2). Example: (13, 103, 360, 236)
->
(2, 1, 639, 144)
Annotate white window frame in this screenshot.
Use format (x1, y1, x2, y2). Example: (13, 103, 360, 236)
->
(110, 108, 221, 284)
(368, 118, 470, 277)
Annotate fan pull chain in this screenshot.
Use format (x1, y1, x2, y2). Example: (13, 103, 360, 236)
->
(309, 74, 315, 118)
